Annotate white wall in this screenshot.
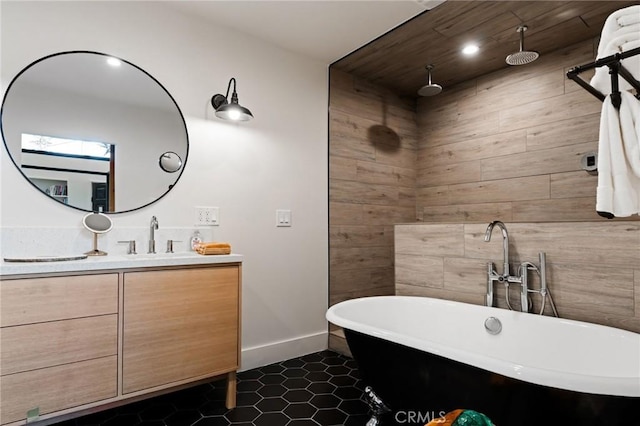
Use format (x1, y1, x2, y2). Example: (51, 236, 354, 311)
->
(0, 1, 329, 369)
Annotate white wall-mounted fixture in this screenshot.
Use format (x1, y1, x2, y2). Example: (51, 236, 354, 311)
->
(581, 152, 598, 175)
(276, 209, 292, 227)
(211, 77, 253, 122)
(195, 206, 219, 226)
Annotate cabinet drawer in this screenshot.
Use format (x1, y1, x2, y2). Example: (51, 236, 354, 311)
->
(123, 266, 239, 393)
(0, 356, 117, 425)
(1, 315, 118, 375)
(1, 274, 118, 327)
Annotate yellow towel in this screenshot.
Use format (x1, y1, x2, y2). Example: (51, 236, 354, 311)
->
(196, 242, 231, 255)
(198, 242, 231, 249)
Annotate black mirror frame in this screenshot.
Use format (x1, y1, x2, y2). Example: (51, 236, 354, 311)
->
(0, 50, 189, 214)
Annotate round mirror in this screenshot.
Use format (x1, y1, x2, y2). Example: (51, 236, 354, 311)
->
(82, 212, 113, 256)
(159, 151, 182, 173)
(1, 51, 189, 213)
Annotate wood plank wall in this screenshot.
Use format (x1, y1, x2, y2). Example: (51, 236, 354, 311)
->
(396, 222, 640, 333)
(416, 38, 640, 222)
(329, 38, 640, 350)
(329, 70, 418, 310)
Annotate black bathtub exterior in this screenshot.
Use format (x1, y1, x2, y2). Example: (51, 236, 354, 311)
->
(344, 329, 639, 426)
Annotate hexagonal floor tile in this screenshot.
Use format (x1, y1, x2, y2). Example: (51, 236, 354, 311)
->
(255, 397, 289, 413)
(54, 351, 370, 426)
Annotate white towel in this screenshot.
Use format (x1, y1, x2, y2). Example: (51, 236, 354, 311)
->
(599, 5, 640, 43)
(596, 91, 640, 217)
(591, 36, 640, 94)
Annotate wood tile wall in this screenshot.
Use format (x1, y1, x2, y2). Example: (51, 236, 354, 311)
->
(329, 70, 418, 309)
(329, 38, 640, 352)
(415, 39, 640, 223)
(396, 222, 640, 333)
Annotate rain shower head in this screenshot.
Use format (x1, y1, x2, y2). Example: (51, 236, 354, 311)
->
(418, 64, 442, 96)
(505, 25, 539, 66)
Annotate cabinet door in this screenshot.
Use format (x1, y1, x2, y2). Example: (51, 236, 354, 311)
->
(123, 266, 239, 394)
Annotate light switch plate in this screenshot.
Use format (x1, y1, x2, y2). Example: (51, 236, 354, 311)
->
(276, 209, 292, 227)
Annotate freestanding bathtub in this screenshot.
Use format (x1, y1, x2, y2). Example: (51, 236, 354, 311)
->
(326, 296, 640, 426)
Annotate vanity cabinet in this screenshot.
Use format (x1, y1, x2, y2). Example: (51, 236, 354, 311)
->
(0, 274, 119, 425)
(0, 262, 241, 426)
(123, 267, 240, 394)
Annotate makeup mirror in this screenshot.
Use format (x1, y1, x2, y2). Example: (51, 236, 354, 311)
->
(1, 51, 189, 213)
(159, 151, 183, 173)
(83, 212, 113, 256)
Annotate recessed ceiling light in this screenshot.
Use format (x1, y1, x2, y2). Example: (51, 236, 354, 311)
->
(462, 44, 480, 55)
(106, 57, 122, 67)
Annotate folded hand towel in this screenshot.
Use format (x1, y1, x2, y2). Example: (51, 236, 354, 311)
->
(195, 241, 232, 255)
(596, 91, 640, 217)
(591, 34, 640, 94)
(197, 247, 231, 255)
(600, 5, 640, 41)
(615, 7, 640, 28)
(197, 242, 231, 249)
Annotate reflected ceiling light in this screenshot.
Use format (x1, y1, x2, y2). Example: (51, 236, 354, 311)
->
(462, 44, 480, 55)
(106, 57, 122, 67)
(211, 78, 253, 122)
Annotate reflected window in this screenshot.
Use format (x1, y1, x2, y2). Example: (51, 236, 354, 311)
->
(22, 133, 111, 159)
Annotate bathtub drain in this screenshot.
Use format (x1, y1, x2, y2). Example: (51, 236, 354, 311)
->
(484, 317, 502, 335)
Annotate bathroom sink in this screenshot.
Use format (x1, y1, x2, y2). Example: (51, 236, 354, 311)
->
(3, 254, 88, 262)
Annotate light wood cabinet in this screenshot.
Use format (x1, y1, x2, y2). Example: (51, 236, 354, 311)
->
(123, 267, 240, 394)
(0, 262, 241, 426)
(0, 274, 119, 425)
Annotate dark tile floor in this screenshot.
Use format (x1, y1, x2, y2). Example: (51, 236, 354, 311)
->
(56, 351, 370, 426)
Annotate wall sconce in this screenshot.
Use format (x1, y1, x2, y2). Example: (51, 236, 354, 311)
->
(211, 77, 253, 122)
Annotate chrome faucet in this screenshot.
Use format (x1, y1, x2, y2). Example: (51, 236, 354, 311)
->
(484, 221, 510, 307)
(148, 215, 159, 254)
(484, 221, 509, 276)
(483, 221, 559, 317)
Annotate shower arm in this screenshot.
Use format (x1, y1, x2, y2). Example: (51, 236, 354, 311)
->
(567, 46, 640, 109)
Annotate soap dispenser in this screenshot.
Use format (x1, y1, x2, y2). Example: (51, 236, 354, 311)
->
(190, 230, 202, 251)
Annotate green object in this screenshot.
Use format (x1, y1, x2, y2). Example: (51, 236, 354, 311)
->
(26, 407, 40, 423)
(452, 409, 494, 426)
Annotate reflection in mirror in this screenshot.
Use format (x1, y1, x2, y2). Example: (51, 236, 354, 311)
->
(21, 133, 112, 211)
(1, 51, 188, 213)
(159, 151, 182, 173)
(82, 212, 113, 256)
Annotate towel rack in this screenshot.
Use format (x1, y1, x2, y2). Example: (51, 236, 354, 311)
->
(566, 46, 640, 110)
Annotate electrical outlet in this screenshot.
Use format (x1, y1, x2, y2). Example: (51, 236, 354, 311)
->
(195, 206, 219, 226)
(276, 209, 292, 227)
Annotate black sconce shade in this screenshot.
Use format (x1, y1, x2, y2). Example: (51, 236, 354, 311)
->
(211, 78, 253, 122)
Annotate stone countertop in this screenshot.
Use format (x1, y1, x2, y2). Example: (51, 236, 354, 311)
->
(0, 252, 243, 276)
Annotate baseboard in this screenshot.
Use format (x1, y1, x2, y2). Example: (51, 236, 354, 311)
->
(240, 331, 328, 371)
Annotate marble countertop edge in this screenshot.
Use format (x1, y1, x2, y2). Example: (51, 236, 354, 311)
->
(0, 252, 244, 277)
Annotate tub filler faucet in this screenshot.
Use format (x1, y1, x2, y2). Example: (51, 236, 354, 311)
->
(484, 220, 509, 307)
(484, 221, 559, 317)
(148, 215, 159, 254)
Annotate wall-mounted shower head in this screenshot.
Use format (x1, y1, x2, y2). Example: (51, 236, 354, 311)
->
(505, 25, 539, 66)
(417, 64, 442, 96)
